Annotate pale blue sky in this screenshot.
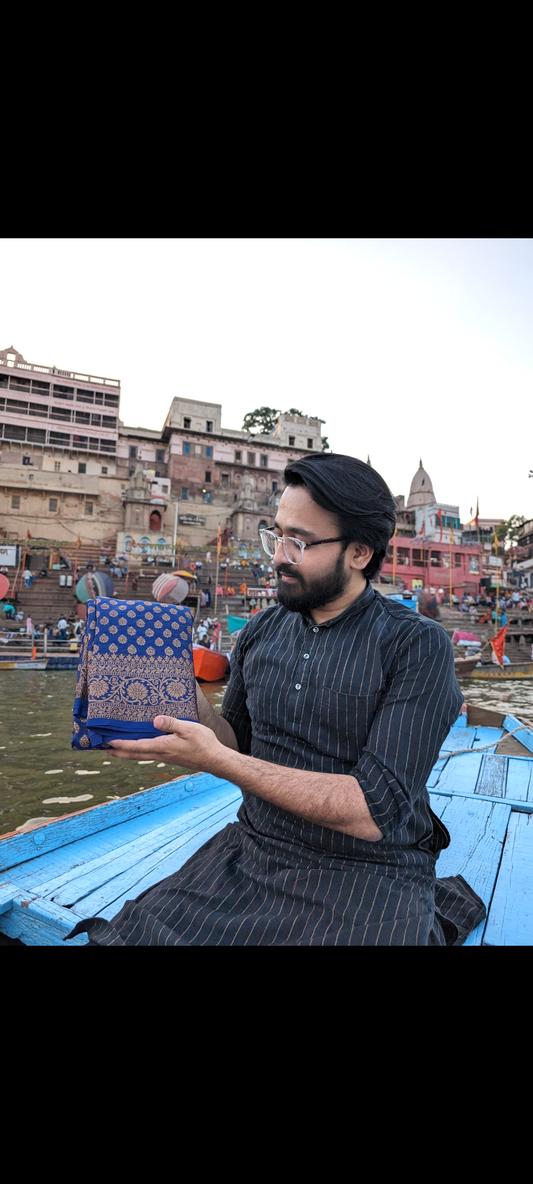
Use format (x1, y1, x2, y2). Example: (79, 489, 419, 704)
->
(1, 238, 531, 522)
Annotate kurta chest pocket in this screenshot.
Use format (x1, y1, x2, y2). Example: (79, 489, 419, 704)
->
(314, 688, 383, 763)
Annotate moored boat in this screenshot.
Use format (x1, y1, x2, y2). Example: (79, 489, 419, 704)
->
(192, 645, 229, 681)
(467, 661, 533, 680)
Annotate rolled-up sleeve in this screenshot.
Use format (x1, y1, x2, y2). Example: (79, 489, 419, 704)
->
(220, 628, 253, 755)
(350, 623, 463, 840)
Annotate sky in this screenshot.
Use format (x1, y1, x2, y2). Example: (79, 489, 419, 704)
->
(1, 238, 532, 523)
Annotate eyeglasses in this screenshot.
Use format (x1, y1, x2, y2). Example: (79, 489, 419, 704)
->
(260, 528, 348, 566)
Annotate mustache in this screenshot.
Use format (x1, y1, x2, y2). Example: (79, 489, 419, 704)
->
(276, 564, 304, 582)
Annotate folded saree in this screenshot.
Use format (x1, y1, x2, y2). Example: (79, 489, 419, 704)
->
(72, 597, 198, 749)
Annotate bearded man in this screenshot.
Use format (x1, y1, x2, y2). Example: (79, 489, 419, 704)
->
(68, 454, 484, 946)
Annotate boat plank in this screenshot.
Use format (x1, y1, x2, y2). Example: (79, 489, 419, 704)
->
(0, 773, 237, 874)
(432, 752, 483, 796)
(0, 890, 88, 946)
(2, 787, 242, 891)
(76, 802, 241, 918)
(475, 755, 508, 798)
(427, 756, 449, 789)
(440, 727, 476, 753)
(472, 727, 504, 752)
(430, 793, 510, 947)
(483, 813, 533, 945)
(504, 758, 533, 803)
(504, 715, 533, 756)
(50, 790, 241, 906)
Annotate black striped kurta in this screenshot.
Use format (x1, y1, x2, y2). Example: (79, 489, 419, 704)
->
(67, 585, 485, 945)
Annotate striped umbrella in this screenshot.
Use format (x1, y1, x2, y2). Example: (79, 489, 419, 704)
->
(152, 573, 189, 604)
(75, 571, 115, 603)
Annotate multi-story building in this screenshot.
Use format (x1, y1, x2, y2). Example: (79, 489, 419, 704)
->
(0, 347, 323, 557)
(514, 518, 533, 589)
(116, 400, 323, 553)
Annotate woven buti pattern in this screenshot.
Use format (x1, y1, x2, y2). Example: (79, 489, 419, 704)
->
(72, 597, 198, 749)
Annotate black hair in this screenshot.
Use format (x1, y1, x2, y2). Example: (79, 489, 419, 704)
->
(283, 453, 397, 580)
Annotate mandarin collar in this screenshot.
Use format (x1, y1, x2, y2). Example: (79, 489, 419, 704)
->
(300, 581, 375, 629)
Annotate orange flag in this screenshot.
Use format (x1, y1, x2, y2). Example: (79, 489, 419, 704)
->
(491, 623, 508, 668)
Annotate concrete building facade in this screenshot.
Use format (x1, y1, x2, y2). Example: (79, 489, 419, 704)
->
(0, 348, 324, 557)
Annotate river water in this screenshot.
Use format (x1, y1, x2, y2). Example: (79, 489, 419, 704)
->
(1, 671, 532, 836)
(0, 671, 227, 836)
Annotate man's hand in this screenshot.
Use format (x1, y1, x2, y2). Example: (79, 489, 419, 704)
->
(107, 716, 225, 773)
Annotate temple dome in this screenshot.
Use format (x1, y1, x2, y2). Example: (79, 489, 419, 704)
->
(406, 459, 435, 508)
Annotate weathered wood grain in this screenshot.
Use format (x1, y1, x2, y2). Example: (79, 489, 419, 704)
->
(430, 793, 511, 945)
(432, 752, 483, 796)
(0, 773, 241, 874)
(483, 812, 533, 945)
(504, 758, 533, 802)
(475, 755, 507, 798)
(50, 789, 241, 908)
(78, 801, 242, 919)
(504, 716, 533, 756)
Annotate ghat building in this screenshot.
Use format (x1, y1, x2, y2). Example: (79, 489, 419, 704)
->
(383, 461, 482, 597)
(0, 346, 323, 556)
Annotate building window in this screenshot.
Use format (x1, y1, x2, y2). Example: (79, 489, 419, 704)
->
(86, 502, 93, 516)
(288, 436, 295, 447)
(272, 481, 278, 492)
(206, 421, 213, 432)
(206, 446, 212, 458)
(235, 451, 241, 463)
(22, 455, 31, 466)
(221, 473, 229, 487)
(54, 460, 61, 471)
(49, 498, 58, 512)
(455, 553, 461, 567)
(180, 487, 189, 501)
(307, 439, 313, 449)
(247, 452, 256, 466)
(101, 466, 108, 475)
(156, 449, 164, 462)
(260, 454, 268, 467)
(11, 495, 20, 509)
(129, 446, 137, 459)
(205, 471, 212, 483)
(183, 417, 191, 429)
(183, 443, 190, 455)
(204, 491, 212, 504)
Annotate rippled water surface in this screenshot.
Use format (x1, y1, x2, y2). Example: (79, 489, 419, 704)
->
(0, 671, 227, 835)
(1, 670, 532, 836)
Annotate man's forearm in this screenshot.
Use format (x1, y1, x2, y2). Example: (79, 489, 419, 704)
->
(195, 682, 240, 751)
(209, 746, 382, 842)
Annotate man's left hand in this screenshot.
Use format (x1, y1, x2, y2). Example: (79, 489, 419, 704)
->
(106, 717, 224, 773)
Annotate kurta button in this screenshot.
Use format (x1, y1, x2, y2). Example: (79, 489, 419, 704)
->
(303, 654, 310, 659)
(312, 627, 319, 632)
(295, 683, 302, 690)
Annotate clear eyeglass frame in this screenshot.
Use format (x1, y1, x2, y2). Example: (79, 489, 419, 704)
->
(259, 528, 348, 566)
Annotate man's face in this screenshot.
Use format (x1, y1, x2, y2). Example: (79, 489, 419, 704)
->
(272, 484, 354, 614)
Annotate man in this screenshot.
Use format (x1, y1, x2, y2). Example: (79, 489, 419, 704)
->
(57, 616, 68, 640)
(68, 454, 484, 946)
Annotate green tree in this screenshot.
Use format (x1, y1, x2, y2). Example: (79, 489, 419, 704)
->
(242, 407, 281, 435)
(495, 515, 526, 550)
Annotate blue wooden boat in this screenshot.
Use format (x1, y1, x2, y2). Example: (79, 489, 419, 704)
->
(1, 704, 533, 945)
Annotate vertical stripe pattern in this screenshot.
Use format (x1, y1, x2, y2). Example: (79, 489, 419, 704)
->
(67, 586, 485, 945)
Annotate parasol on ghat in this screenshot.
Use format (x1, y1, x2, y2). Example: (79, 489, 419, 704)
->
(151, 573, 190, 604)
(75, 571, 115, 603)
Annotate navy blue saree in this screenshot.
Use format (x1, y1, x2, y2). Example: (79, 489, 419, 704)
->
(72, 597, 198, 749)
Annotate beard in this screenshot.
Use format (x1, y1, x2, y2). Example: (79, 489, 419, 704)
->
(275, 550, 351, 614)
